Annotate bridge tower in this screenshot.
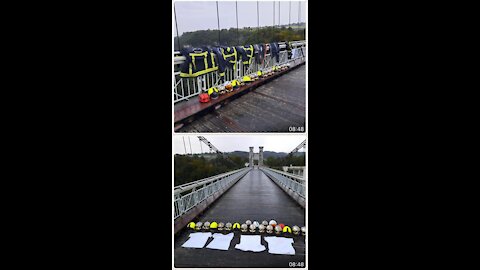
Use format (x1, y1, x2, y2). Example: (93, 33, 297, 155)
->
(249, 147, 254, 167)
(259, 146, 264, 166)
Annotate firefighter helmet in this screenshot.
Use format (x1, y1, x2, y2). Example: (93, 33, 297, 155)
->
(242, 76, 253, 83)
(203, 221, 210, 230)
(207, 87, 219, 99)
(232, 80, 240, 90)
(199, 93, 210, 103)
(218, 84, 226, 94)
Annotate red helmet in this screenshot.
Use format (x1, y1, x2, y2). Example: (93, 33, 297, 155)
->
(199, 93, 210, 103)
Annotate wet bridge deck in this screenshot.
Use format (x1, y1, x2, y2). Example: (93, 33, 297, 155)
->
(176, 64, 306, 133)
(174, 167, 306, 268)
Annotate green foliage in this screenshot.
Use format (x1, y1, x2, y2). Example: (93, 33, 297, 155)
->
(175, 26, 305, 49)
(174, 154, 248, 186)
(264, 154, 305, 170)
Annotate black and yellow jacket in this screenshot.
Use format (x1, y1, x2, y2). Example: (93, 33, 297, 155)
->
(210, 46, 238, 81)
(236, 45, 254, 66)
(179, 47, 218, 78)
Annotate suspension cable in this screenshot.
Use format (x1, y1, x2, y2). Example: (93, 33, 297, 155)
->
(236, 1, 239, 45)
(174, 3, 181, 50)
(216, 1, 220, 45)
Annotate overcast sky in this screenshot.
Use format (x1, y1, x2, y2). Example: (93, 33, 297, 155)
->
(174, 0, 306, 36)
(173, 135, 306, 154)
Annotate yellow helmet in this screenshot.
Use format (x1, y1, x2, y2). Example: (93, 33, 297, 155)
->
(257, 70, 262, 76)
(232, 222, 241, 229)
(207, 87, 219, 99)
(207, 87, 218, 95)
(232, 80, 240, 89)
(242, 76, 252, 82)
(283, 226, 292, 233)
(187, 222, 196, 229)
(210, 221, 218, 229)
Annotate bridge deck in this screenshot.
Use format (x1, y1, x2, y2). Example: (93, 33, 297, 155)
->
(174, 167, 306, 268)
(176, 64, 306, 133)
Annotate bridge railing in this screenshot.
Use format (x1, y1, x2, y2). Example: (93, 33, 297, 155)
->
(260, 167, 305, 198)
(174, 167, 251, 220)
(174, 40, 306, 103)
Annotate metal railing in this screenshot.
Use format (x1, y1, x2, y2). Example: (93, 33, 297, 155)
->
(260, 167, 305, 198)
(174, 167, 251, 219)
(173, 41, 306, 103)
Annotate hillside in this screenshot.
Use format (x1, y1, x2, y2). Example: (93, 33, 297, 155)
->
(174, 25, 305, 49)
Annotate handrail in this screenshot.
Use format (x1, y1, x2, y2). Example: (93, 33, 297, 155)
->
(174, 168, 246, 195)
(174, 167, 251, 219)
(260, 167, 305, 198)
(263, 167, 305, 183)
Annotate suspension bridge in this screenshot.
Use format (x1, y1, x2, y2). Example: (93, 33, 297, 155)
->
(173, 1, 306, 132)
(174, 140, 306, 268)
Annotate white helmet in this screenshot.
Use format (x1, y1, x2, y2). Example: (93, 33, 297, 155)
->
(301, 226, 306, 235)
(266, 225, 273, 234)
(245, 220, 252, 226)
(218, 222, 225, 231)
(249, 224, 256, 232)
(225, 222, 232, 230)
(292, 225, 300, 235)
(275, 225, 282, 234)
(269, 220, 277, 226)
(195, 222, 203, 230)
(258, 224, 266, 233)
(253, 221, 260, 228)
(262, 220, 269, 226)
(241, 223, 248, 232)
(203, 221, 210, 230)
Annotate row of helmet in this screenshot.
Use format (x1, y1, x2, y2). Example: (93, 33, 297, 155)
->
(199, 65, 291, 103)
(242, 64, 291, 82)
(187, 220, 306, 236)
(202, 79, 242, 101)
(260, 64, 290, 78)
